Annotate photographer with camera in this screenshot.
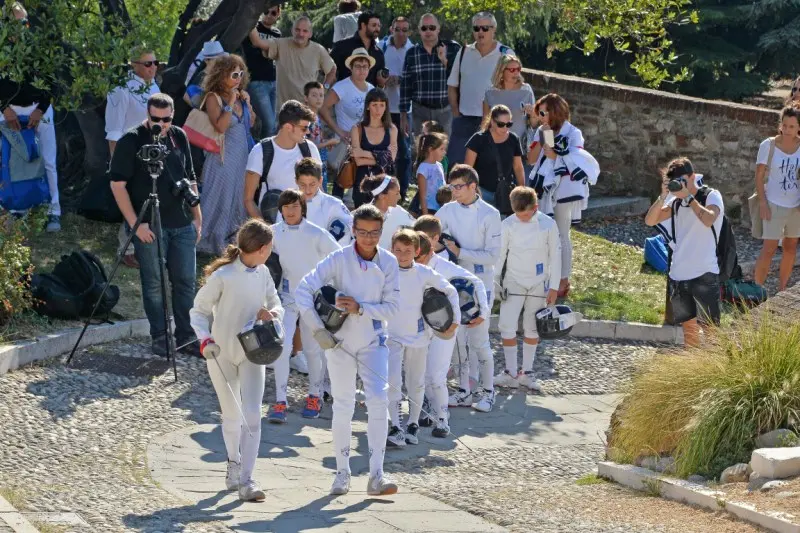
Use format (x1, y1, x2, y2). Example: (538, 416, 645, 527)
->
(645, 157, 723, 347)
(110, 93, 203, 358)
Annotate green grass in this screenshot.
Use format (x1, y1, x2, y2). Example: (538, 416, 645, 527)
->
(575, 473, 608, 486)
(566, 230, 665, 324)
(608, 309, 800, 479)
(31, 522, 69, 533)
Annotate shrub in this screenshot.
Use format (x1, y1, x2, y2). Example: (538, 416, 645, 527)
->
(0, 211, 41, 324)
(608, 310, 800, 479)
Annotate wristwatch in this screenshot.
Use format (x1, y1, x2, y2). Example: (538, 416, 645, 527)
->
(686, 194, 696, 206)
(323, 83, 331, 90)
(223, 104, 232, 113)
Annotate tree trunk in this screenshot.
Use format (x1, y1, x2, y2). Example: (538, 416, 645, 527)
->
(73, 105, 110, 180)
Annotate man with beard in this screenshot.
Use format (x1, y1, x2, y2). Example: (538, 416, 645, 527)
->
(331, 11, 387, 87)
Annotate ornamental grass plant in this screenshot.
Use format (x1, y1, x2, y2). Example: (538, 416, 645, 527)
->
(608, 309, 800, 479)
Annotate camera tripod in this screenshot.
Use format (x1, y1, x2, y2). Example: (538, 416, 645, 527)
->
(66, 156, 179, 382)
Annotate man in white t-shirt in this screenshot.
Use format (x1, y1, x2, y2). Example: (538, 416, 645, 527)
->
(645, 158, 723, 347)
(243, 100, 322, 219)
(446, 11, 513, 166)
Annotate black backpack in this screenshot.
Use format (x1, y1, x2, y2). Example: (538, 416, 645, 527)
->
(32, 250, 120, 319)
(78, 172, 123, 223)
(670, 186, 740, 283)
(254, 137, 312, 203)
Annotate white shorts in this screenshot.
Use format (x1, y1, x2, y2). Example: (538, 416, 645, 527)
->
(497, 280, 547, 339)
(762, 200, 800, 240)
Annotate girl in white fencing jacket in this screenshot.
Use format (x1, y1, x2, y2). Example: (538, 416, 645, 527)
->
(494, 187, 561, 391)
(269, 190, 341, 423)
(190, 220, 285, 502)
(386, 229, 460, 446)
(359, 174, 417, 250)
(435, 165, 501, 413)
(295, 204, 401, 497)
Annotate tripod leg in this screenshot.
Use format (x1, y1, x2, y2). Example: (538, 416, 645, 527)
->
(151, 198, 179, 382)
(66, 198, 153, 366)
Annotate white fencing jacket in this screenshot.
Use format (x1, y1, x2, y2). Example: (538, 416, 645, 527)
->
(296, 245, 400, 352)
(190, 259, 285, 365)
(388, 262, 461, 348)
(271, 218, 341, 308)
(278, 190, 354, 246)
(435, 197, 502, 301)
(428, 254, 490, 319)
(378, 205, 416, 250)
(495, 211, 562, 293)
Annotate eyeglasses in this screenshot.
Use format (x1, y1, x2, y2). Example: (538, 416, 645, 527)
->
(494, 120, 513, 128)
(448, 183, 468, 191)
(149, 115, 173, 123)
(538, 110, 549, 117)
(420, 25, 437, 32)
(351, 64, 370, 71)
(134, 60, 159, 68)
(473, 25, 493, 32)
(504, 67, 521, 73)
(230, 71, 244, 80)
(354, 228, 382, 238)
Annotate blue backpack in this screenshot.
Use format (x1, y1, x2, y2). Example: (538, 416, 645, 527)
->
(0, 115, 50, 211)
(644, 235, 669, 273)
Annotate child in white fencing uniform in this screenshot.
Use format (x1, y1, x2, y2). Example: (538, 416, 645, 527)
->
(295, 204, 401, 497)
(269, 190, 341, 423)
(435, 165, 501, 412)
(190, 219, 285, 502)
(494, 187, 561, 391)
(413, 227, 489, 437)
(386, 229, 460, 446)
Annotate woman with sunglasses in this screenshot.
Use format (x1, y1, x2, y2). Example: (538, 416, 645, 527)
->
(197, 54, 257, 255)
(463, 104, 525, 210)
(483, 55, 535, 147)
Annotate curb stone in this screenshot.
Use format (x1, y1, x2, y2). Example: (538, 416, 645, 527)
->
(0, 319, 149, 376)
(598, 461, 800, 533)
(489, 315, 683, 344)
(0, 494, 38, 533)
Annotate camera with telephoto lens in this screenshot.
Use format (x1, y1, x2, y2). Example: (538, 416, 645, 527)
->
(171, 178, 200, 207)
(666, 161, 694, 192)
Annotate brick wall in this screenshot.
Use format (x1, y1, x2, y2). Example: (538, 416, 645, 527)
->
(522, 69, 781, 219)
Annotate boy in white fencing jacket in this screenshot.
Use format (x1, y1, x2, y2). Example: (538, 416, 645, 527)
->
(494, 186, 560, 391)
(295, 204, 400, 497)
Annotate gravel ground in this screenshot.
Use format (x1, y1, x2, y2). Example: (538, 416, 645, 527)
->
(0, 335, 756, 533)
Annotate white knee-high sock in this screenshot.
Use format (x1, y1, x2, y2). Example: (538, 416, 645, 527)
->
(522, 342, 538, 373)
(503, 344, 517, 373)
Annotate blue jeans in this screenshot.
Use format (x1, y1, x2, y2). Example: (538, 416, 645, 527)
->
(132, 223, 197, 342)
(479, 187, 495, 205)
(249, 80, 278, 139)
(391, 113, 412, 200)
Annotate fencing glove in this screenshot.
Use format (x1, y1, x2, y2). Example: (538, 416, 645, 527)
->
(313, 328, 339, 350)
(202, 342, 220, 360)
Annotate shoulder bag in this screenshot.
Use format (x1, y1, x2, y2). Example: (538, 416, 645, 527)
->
(183, 92, 225, 157)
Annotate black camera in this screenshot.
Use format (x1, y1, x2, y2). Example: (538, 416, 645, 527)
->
(667, 161, 694, 193)
(137, 143, 169, 163)
(172, 179, 200, 207)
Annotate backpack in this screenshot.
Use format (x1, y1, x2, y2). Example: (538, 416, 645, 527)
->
(644, 235, 669, 273)
(0, 116, 50, 211)
(254, 137, 312, 203)
(32, 250, 120, 319)
(78, 172, 123, 223)
(670, 186, 740, 283)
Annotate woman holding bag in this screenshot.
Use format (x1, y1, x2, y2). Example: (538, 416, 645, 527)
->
(753, 105, 800, 291)
(197, 55, 257, 255)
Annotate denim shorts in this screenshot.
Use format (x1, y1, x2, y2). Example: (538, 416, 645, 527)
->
(668, 272, 721, 326)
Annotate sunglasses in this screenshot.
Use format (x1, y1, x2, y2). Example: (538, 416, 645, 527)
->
(420, 25, 437, 32)
(267, 9, 279, 16)
(293, 123, 311, 132)
(149, 115, 173, 123)
(494, 120, 513, 128)
(354, 228, 382, 238)
(230, 71, 244, 80)
(792, 87, 800, 94)
(134, 60, 159, 68)
(504, 67, 521, 73)
(473, 25, 493, 32)
(538, 110, 549, 117)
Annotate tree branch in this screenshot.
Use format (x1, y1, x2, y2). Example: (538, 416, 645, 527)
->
(168, 0, 205, 65)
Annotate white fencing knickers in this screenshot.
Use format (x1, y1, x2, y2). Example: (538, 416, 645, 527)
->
(327, 338, 389, 477)
(553, 200, 582, 279)
(452, 319, 494, 392)
(206, 354, 265, 485)
(426, 333, 457, 420)
(273, 305, 324, 402)
(498, 281, 547, 340)
(387, 340, 428, 427)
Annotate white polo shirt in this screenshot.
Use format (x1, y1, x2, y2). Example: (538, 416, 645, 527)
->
(381, 38, 414, 114)
(447, 42, 514, 117)
(668, 190, 724, 282)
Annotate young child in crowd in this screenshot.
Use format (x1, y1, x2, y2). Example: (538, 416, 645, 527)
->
(421, 120, 449, 175)
(412, 133, 448, 215)
(436, 185, 452, 207)
(304, 81, 340, 191)
(190, 219, 285, 502)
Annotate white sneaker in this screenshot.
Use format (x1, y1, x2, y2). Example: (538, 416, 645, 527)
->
(238, 479, 266, 501)
(448, 388, 472, 407)
(367, 473, 398, 496)
(290, 351, 309, 374)
(330, 470, 351, 495)
(431, 418, 450, 438)
(225, 461, 240, 490)
(387, 425, 406, 448)
(518, 372, 542, 392)
(472, 388, 495, 413)
(494, 370, 520, 388)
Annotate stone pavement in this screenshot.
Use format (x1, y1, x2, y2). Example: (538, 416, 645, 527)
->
(147, 392, 617, 532)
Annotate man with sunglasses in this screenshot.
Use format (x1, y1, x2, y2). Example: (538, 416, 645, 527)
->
(109, 93, 202, 359)
(105, 48, 162, 268)
(295, 204, 401, 496)
(243, 5, 281, 138)
(447, 11, 514, 166)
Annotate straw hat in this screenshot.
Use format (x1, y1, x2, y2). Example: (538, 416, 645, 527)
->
(344, 48, 376, 70)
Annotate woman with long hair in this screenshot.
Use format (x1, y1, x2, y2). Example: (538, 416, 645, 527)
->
(464, 104, 525, 208)
(197, 54, 256, 254)
(483, 55, 535, 147)
(754, 105, 800, 292)
(351, 88, 398, 208)
(360, 174, 414, 250)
